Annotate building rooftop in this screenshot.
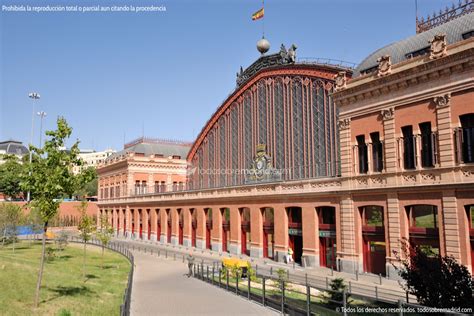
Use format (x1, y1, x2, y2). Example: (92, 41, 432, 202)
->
(0, 140, 29, 156)
(354, 11, 474, 77)
(107, 137, 192, 161)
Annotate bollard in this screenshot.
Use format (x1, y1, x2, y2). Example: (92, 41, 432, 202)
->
(331, 266, 334, 276)
(218, 268, 221, 287)
(375, 286, 378, 300)
(207, 266, 209, 281)
(379, 273, 382, 285)
(406, 291, 409, 303)
(355, 269, 359, 281)
(306, 285, 310, 316)
(262, 276, 266, 306)
(293, 261, 295, 270)
(342, 290, 347, 316)
(326, 277, 329, 289)
(212, 266, 215, 284)
(226, 269, 229, 290)
(398, 300, 404, 316)
(236, 274, 239, 295)
(270, 267, 273, 275)
(305, 273, 308, 285)
(349, 281, 352, 293)
(248, 275, 251, 300)
(182, 255, 185, 263)
(281, 281, 285, 314)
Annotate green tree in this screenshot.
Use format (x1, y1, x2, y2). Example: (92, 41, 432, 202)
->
(21, 117, 95, 307)
(394, 239, 473, 308)
(77, 201, 96, 279)
(74, 167, 98, 198)
(0, 203, 24, 250)
(96, 214, 114, 268)
(328, 278, 348, 303)
(0, 155, 26, 199)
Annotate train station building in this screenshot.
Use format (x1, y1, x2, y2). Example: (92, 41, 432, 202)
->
(97, 10, 474, 279)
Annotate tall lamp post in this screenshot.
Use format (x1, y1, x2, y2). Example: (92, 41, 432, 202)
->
(37, 111, 47, 148)
(27, 92, 40, 202)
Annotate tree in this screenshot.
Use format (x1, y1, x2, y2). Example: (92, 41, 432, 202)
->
(73, 167, 98, 198)
(394, 239, 473, 308)
(0, 155, 26, 199)
(0, 203, 24, 252)
(96, 214, 114, 268)
(21, 117, 95, 307)
(328, 278, 348, 303)
(77, 201, 95, 279)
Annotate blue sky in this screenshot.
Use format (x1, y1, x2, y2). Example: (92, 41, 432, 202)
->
(0, 0, 456, 151)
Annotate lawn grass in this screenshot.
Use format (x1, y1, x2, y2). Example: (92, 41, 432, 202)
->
(0, 241, 131, 316)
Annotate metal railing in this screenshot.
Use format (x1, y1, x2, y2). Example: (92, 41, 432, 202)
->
(111, 238, 412, 304)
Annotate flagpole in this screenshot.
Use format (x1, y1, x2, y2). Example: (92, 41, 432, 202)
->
(262, 0, 265, 38)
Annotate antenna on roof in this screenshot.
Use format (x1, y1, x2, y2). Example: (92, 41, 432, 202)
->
(415, 0, 419, 29)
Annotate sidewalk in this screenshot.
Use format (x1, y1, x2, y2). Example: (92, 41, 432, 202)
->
(112, 237, 415, 304)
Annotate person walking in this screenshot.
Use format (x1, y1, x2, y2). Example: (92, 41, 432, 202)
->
(287, 247, 294, 264)
(186, 252, 195, 277)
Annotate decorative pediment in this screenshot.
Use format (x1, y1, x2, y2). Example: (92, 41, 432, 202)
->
(433, 93, 451, 108)
(334, 71, 347, 91)
(376, 55, 392, 77)
(429, 34, 447, 59)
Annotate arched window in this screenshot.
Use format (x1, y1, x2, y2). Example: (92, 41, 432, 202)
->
(361, 206, 384, 227)
(408, 205, 438, 228)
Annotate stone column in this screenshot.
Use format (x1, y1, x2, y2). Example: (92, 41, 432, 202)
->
(125, 206, 131, 239)
(183, 208, 192, 247)
(250, 206, 263, 258)
(134, 209, 140, 239)
(171, 208, 179, 246)
(433, 94, 454, 167)
(274, 205, 288, 262)
(160, 208, 168, 243)
(211, 207, 223, 252)
(229, 206, 241, 255)
(142, 209, 149, 241)
(442, 190, 460, 259)
(150, 209, 157, 242)
(338, 118, 352, 177)
(381, 108, 397, 178)
(302, 205, 319, 267)
(339, 195, 361, 273)
(367, 142, 373, 174)
(386, 193, 402, 279)
(196, 207, 206, 250)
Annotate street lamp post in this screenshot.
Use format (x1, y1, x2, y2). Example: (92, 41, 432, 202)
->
(37, 111, 47, 148)
(27, 92, 40, 202)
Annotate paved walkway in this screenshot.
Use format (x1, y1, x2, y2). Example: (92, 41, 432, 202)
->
(115, 237, 415, 304)
(130, 250, 277, 316)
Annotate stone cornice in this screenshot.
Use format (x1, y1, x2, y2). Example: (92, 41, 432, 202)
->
(97, 165, 474, 207)
(333, 42, 474, 108)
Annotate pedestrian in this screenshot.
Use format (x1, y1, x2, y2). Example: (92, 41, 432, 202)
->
(287, 247, 293, 264)
(186, 252, 195, 277)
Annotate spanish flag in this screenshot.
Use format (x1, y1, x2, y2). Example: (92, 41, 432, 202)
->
(252, 8, 264, 21)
